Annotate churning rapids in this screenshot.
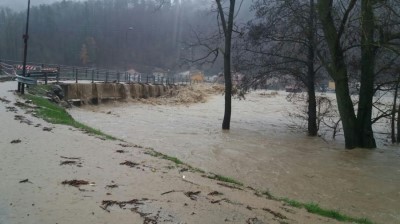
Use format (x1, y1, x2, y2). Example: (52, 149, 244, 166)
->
(70, 89, 400, 224)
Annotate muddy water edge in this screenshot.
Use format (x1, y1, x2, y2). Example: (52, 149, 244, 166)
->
(69, 91, 400, 224)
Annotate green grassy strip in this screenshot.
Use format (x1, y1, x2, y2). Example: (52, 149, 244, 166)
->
(144, 149, 205, 173)
(280, 198, 374, 224)
(144, 150, 184, 165)
(25, 94, 116, 140)
(207, 174, 244, 186)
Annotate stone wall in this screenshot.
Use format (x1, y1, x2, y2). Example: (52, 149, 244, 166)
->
(60, 83, 178, 103)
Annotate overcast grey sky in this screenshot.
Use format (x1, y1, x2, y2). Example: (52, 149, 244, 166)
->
(0, 0, 253, 20)
(0, 0, 81, 11)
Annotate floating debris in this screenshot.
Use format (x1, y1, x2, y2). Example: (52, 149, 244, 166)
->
(105, 184, 119, 189)
(208, 191, 223, 196)
(59, 160, 82, 167)
(6, 106, 17, 113)
(217, 182, 243, 190)
(100, 198, 146, 211)
(246, 217, 263, 224)
(43, 127, 53, 132)
(11, 139, 21, 144)
(19, 179, 33, 184)
(120, 161, 139, 168)
(161, 190, 176, 195)
(62, 180, 89, 187)
(60, 156, 81, 160)
(14, 115, 33, 125)
(184, 191, 201, 201)
(118, 143, 132, 148)
(115, 150, 126, 153)
(262, 208, 287, 220)
(0, 97, 11, 104)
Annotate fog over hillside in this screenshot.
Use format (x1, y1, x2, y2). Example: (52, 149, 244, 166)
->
(1, 0, 253, 16)
(0, 0, 81, 11)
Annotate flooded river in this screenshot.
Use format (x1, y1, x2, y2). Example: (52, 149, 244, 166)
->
(70, 90, 400, 224)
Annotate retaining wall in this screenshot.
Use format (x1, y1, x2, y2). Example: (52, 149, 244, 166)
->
(60, 83, 178, 103)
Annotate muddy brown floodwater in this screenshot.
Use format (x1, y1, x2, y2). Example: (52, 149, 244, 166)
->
(70, 90, 400, 224)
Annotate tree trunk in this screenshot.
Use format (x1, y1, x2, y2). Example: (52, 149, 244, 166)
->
(307, 0, 317, 136)
(356, 0, 376, 148)
(217, 0, 235, 130)
(397, 96, 400, 143)
(317, 0, 358, 148)
(222, 52, 232, 130)
(392, 81, 399, 143)
(335, 77, 358, 149)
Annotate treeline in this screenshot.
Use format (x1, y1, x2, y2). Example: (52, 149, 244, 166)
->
(0, 0, 216, 72)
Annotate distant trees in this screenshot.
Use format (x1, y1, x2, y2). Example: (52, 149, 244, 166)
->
(0, 0, 215, 72)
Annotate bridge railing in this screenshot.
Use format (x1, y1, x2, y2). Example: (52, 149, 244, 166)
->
(0, 59, 193, 85)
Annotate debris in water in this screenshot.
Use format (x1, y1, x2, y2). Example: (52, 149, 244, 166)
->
(246, 217, 263, 224)
(100, 198, 146, 211)
(161, 190, 176, 195)
(6, 106, 17, 113)
(217, 182, 243, 190)
(43, 127, 53, 132)
(115, 150, 126, 153)
(179, 168, 189, 173)
(120, 160, 139, 167)
(62, 180, 90, 187)
(105, 184, 119, 189)
(0, 97, 11, 104)
(14, 115, 33, 125)
(262, 208, 287, 219)
(118, 143, 132, 148)
(19, 179, 33, 184)
(60, 156, 81, 160)
(208, 191, 223, 196)
(10, 139, 21, 144)
(59, 160, 82, 166)
(184, 191, 201, 201)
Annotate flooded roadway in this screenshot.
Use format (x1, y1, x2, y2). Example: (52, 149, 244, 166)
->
(70, 91, 400, 224)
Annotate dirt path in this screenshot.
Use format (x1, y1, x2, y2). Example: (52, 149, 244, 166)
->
(0, 81, 343, 224)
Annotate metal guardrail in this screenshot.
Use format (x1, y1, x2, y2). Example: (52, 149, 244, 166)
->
(0, 59, 194, 85)
(16, 75, 37, 85)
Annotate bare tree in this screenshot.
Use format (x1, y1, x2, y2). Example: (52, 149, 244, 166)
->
(317, 0, 400, 148)
(242, 0, 321, 136)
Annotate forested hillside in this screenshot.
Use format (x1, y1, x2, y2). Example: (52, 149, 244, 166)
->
(0, 0, 219, 72)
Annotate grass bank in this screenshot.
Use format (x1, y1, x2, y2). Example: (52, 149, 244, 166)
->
(25, 94, 116, 140)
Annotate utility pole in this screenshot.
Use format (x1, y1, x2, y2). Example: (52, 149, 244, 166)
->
(19, 0, 31, 94)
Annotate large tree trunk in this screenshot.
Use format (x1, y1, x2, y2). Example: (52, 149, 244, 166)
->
(317, 0, 358, 148)
(335, 76, 359, 149)
(217, 0, 235, 130)
(356, 0, 376, 148)
(307, 80, 317, 136)
(307, 0, 317, 136)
